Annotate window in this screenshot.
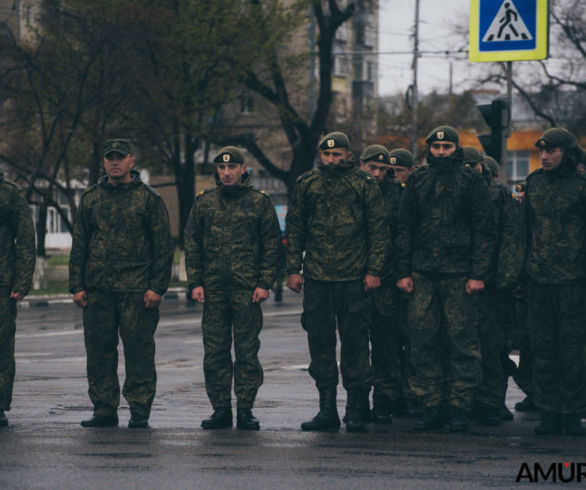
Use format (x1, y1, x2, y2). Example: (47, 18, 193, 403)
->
(334, 53, 348, 77)
(506, 151, 530, 181)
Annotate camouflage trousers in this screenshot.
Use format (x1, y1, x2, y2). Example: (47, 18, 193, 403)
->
(408, 273, 481, 409)
(511, 289, 534, 397)
(83, 291, 158, 419)
(370, 283, 405, 405)
(527, 281, 586, 415)
(302, 279, 372, 392)
(202, 287, 263, 409)
(0, 290, 16, 411)
(476, 288, 506, 408)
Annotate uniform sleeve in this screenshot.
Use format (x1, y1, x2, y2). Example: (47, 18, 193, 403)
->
(467, 175, 496, 280)
(364, 182, 390, 277)
(69, 196, 90, 293)
(147, 195, 173, 295)
(184, 198, 204, 290)
(494, 189, 524, 289)
(395, 178, 417, 279)
(11, 189, 36, 295)
(256, 195, 281, 289)
(285, 182, 306, 275)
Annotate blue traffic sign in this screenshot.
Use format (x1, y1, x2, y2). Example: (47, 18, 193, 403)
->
(469, 0, 549, 62)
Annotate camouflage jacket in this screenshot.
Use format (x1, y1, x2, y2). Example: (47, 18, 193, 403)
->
(396, 157, 495, 279)
(379, 175, 403, 282)
(0, 169, 36, 294)
(487, 181, 524, 289)
(525, 163, 586, 284)
(184, 173, 281, 291)
(285, 161, 389, 281)
(69, 170, 173, 294)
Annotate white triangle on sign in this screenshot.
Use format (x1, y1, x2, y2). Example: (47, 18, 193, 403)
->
(482, 0, 533, 42)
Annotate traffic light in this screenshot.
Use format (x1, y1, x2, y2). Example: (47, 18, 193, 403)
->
(476, 99, 509, 164)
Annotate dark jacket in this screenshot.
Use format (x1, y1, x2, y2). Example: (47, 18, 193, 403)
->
(0, 169, 36, 294)
(184, 173, 281, 291)
(69, 170, 173, 294)
(285, 160, 389, 281)
(396, 153, 495, 279)
(525, 158, 586, 284)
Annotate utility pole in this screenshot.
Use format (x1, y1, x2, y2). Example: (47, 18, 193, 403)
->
(410, 0, 420, 157)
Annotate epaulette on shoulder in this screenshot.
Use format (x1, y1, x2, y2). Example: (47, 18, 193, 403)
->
(354, 167, 376, 184)
(143, 183, 162, 198)
(1, 179, 22, 192)
(252, 187, 271, 198)
(80, 183, 100, 199)
(526, 168, 543, 181)
(195, 188, 215, 199)
(296, 168, 320, 184)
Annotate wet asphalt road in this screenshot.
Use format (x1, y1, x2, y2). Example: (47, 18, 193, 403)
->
(1, 290, 585, 489)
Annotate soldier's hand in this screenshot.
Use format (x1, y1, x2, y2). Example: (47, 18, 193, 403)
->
(144, 289, 163, 308)
(10, 291, 25, 301)
(396, 277, 414, 294)
(252, 287, 270, 303)
(364, 274, 381, 292)
(466, 279, 485, 295)
(287, 274, 303, 293)
(73, 290, 88, 308)
(191, 286, 205, 304)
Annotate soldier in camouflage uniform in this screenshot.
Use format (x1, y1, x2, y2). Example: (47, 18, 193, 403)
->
(0, 169, 35, 427)
(463, 148, 522, 425)
(396, 126, 494, 432)
(286, 132, 389, 432)
(69, 139, 173, 429)
(184, 147, 280, 430)
(525, 128, 586, 436)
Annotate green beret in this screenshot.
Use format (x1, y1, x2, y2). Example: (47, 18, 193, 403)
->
(389, 148, 414, 168)
(319, 132, 350, 150)
(462, 146, 483, 166)
(425, 125, 459, 145)
(484, 156, 499, 177)
(104, 139, 132, 158)
(214, 146, 244, 164)
(360, 145, 390, 164)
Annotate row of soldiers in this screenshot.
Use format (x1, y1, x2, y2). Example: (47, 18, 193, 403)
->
(0, 128, 584, 437)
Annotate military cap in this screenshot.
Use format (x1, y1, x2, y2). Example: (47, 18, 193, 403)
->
(104, 139, 132, 158)
(389, 148, 414, 168)
(535, 128, 578, 150)
(319, 132, 350, 150)
(360, 145, 390, 164)
(462, 146, 483, 166)
(425, 125, 459, 145)
(484, 156, 499, 177)
(213, 146, 245, 164)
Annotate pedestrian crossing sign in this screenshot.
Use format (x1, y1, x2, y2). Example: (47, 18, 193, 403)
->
(469, 0, 549, 62)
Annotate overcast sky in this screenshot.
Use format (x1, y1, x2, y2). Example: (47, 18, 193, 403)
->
(378, 0, 477, 96)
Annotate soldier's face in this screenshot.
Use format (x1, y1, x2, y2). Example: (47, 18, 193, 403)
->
(393, 165, 414, 183)
(361, 161, 391, 183)
(430, 141, 456, 157)
(320, 148, 351, 166)
(539, 146, 564, 171)
(217, 162, 246, 186)
(104, 153, 134, 184)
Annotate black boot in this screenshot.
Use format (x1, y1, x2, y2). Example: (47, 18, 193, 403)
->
(534, 411, 562, 435)
(476, 403, 501, 426)
(515, 395, 538, 412)
(201, 407, 233, 429)
(80, 414, 119, 427)
(237, 408, 260, 430)
(0, 411, 7, 427)
(414, 405, 443, 431)
(301, 389, 340, 431)
(447, 405, 468, 433)
(372, 396, 393, 424)
(345, 390, 366, 432)
(128, 412, 149, 429)
(563, 414, 586, 436)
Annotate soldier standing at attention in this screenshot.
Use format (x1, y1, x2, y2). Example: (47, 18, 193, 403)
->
(185, 147, 280, 430)
(0, 169, 35, 427)
(525, 128, 586, 436)
(396, 126, 494, 433)
(70, 139, 173, 429)
(359, 144, 401, 424)
(286, 132, 389, 432)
